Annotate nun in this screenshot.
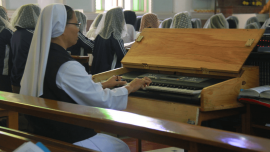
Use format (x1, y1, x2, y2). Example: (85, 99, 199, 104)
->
(226, 16, 239, 29)
(245, 16, 261, 29)
(0, 6, 14, 92)
(134, 16, 142, 31)
(67, 11, 94, 73)
(159, 18, 172, 28)
(203, 13, 229, 29)
(171, 11, 192, 28)
(245, 22, 260, 29)
(139, 13, 159, 32)
(20, 4, 151, 151)
(122, 10, 136, 43)
(86, 13, 103, 40)
(91, 7, 128, 75)
(191, 18, 202, 28)
(10, 4, 41, 93)
(261, 18, 270, 29)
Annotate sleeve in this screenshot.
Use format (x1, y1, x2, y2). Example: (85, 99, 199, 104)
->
(56, 61, 129, 110)
(78, 32, 95, 53)
(112, 38, 127, 62)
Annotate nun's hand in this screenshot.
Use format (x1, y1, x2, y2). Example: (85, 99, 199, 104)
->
(125, 77, 152, 94)
(101, 75, 127, 89)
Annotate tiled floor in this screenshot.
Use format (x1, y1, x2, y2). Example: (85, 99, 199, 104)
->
(122, 138, 184, 152)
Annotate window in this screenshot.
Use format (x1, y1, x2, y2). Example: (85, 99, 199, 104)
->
(96, 0, 150, 12)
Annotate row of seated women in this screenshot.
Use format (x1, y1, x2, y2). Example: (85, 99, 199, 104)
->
(0, 4, 153, 152)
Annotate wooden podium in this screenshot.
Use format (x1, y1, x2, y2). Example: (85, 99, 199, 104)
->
(92, 28, 264, 125)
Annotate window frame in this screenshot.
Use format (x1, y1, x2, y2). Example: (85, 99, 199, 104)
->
(95, 0, 151, 13)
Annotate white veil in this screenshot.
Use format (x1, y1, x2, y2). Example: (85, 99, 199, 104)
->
(86, 13, 103, 39)
(20, 4, 67, 97)
(203, 13, 229, 29)
(95, 7, 127, 40)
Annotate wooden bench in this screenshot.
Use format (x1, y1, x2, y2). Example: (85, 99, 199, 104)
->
(0, 126, 98, 152)
(0, 108, 18, 129)
(0, 91, 270, 152)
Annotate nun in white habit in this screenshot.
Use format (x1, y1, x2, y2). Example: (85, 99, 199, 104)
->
(20, 4, 151, 151)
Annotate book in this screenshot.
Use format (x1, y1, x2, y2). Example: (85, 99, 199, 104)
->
(238, 85, 270, 99)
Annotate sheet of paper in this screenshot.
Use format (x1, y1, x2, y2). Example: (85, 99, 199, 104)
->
(14, 141, 44, 152)
(250, 85, 270, 93)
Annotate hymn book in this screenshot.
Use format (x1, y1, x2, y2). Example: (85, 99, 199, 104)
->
(239, 85, 270, 99)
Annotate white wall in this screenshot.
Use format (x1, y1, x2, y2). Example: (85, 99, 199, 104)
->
(174, 0, 192, 13)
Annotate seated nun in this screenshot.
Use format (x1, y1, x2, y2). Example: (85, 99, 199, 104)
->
(203, 13, 229, 29)
(159, 18, 172, 28)
(261, 18, 270, 29)
(171, 11, 192, 28)
(20, 4, 151, 151)
(245, 22, 260, 29)
(226, 16, 239, 28)
(139, 13, 159, 32)
(245, 16, 261, 28)
(0, 6, 15, 92)
(10, 4, 41, 93)
(86, 13, 103, 40)
(191, 18, 202, 28)
(122, 10, 136, 43)
(91, 7, 128, 75)
(134, 16, 142, 31)
(67, 11, 94, 73)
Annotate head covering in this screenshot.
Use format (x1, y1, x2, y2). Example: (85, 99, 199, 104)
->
(95, 7, 127, 40)
(245, 22, 260, 29)
(20, 4, 67, 97)
(203, 13, 229, 29)
(261, 18, 270, 29)
(171, 11, 192, 28)
(139, 13, 159, 32)
(245, 17, 261, 29)
(159, 18, 172, 28)
(135, 16, 142, 31)
(0, 6, 14, 32)
(226, 16, 239, 28)
(191, 18, 202, 28)
(86, 13, 103, 39)
(124, 10, 137, 27)
(10, 4, 41, 29)
(74, 11, 87, 35)
(227, 19, 237, 29)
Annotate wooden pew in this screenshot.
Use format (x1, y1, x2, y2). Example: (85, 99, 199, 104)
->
(0, 126, 98, 152)
(0, 91, 270, 152)
(0, 108, 18, 129)
(71, 55, 89, 64)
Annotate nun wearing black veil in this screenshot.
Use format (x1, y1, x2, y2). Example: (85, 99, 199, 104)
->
(91, 7, 128, 75)
(67, 10, 94, 73)
(20, 4, 151, 151)
(0, 6, 15, 92)
(10, 4, 41, 93)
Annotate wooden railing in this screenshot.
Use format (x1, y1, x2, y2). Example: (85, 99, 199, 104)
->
(0, 91, 269, 152)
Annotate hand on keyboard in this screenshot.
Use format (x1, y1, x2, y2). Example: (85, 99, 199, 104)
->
(125, 77, 152, 94)
(101, 75, 127, 89)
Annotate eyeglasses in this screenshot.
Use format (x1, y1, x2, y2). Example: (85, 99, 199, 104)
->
(67, 22, 81, 28)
